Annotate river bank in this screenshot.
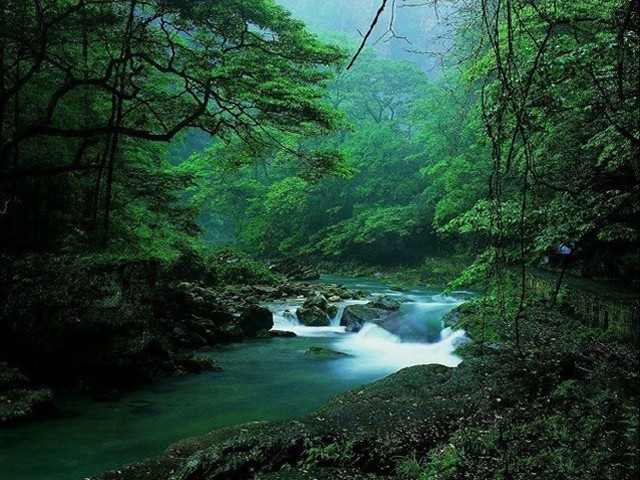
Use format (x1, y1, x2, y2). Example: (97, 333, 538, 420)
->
(2, 254, 637, 480)
(0, 251, 337, 427)
(0, 274, 471, 480)
(91, 295, 639, 480)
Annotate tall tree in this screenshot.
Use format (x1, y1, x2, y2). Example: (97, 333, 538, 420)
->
(0, 0, 345, 251)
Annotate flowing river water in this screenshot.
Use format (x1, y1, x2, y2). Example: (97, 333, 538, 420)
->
(0, 275, 469, 480)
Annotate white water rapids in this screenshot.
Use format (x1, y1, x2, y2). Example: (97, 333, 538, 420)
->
(268, 290, 469, 378)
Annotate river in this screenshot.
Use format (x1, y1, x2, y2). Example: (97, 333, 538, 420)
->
(0, 275, 469, 480)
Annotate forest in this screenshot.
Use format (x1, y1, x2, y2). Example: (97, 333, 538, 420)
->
(0, 1, 638, 479)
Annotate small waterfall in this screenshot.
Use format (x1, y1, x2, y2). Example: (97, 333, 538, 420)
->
(329, 306, 343, 327)
(351, 323, 401, 344)
(271, 306, 346, 337)
(264, 281, 472, 373)
(333, 323, 464, 377)
(272, 308, 301, 329)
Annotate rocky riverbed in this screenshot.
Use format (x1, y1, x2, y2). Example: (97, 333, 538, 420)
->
(0, 262, 371, 427)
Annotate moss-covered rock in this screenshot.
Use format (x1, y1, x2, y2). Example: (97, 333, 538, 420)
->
(296, 306, 331, 327)
(304, 347, 350, 358)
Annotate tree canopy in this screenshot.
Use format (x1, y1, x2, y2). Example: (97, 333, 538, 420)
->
(0, 0, 346, 253)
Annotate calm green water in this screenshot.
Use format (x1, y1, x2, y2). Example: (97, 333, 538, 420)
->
(0, 276, 467, 480)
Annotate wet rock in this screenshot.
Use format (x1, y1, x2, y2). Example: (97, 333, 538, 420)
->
(185, 316, 216, 342)
(328, 295, 341, 302)
(214, 323, 245, 342)
(255, 329, 272, 339)
(184, 332, 208, 349)
(367, 295, 401, 311)
(373, 312, 440, 343)
(340, 304, 389, 332)
(296, 306, 330, 327)
(304, 294, 329, 311)
(269, 330, 297, 338)
(296, 294, 339, 326)
(305, 346, 350, 358)
(176, 353, 222, 373)
(239, 305, 274, 337)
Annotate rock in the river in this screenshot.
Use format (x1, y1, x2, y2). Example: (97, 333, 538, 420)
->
(239, 305, 274, 337)
(296, 306, 330, 327)
(373, 312, 441, 343)
(303, 294, 329, 311)
(305, 346, 350, 358)
(328, 295, 341, 302)
(269, 330, 297, 338)
(368, 295, 401, 311)
(176, 353, 222, 373)
(340, 304, 390, 332)
(296, 294, 338, 326)
(214, 322, 245, 342)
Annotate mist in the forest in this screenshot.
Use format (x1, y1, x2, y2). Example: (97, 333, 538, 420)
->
(277, 0, 455, 72)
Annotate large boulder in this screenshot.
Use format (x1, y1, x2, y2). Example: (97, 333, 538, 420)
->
(296, 294, 334, 326)
(239, 305, 274, 337)
(213, 322, 245, 342)
(340, 304, 391, 332)
(340, 297, 401, 333)
(296, 306, 330, 327)
(368, 295, 401, 311)
(303, 294, 329, 311)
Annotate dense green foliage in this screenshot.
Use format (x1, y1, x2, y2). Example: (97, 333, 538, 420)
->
(192, 0, 639, 286)
(0, 0, 346, 258)
(192, 45, 486, 264)
(2, 0, 636, 281)
(0, 0, 638, 477)
(454, 0, 640, 286)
